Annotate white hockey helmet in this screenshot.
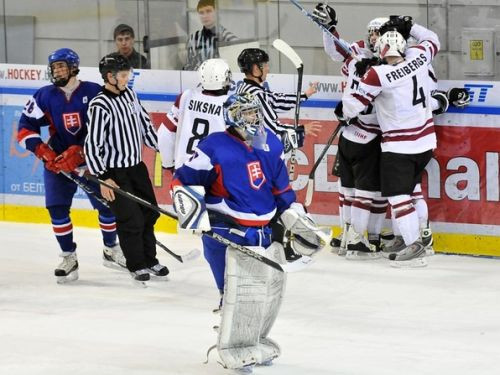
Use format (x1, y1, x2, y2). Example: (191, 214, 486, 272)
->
(366, 17, 389, 51)
(376, 30, 406, 59)
(198, 58, 232, 91)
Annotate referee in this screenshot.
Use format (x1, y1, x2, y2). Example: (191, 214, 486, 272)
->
(84, 52, 168, 283)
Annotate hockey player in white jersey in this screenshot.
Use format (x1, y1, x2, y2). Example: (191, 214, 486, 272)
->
(342, 19, 441, 267)
(313, 3, 388, 259)
(158, 58, 231, 171)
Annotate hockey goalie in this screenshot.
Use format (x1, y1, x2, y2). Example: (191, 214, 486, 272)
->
(171, 93, 328, 372)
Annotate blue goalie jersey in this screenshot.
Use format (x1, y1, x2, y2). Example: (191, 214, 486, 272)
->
(172, 129, 296, 227)
(17, 81, 102, 154)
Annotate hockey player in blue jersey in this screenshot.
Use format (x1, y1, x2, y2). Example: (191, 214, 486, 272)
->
(17, 48, 126, 283)
(171, 93, 327, 372)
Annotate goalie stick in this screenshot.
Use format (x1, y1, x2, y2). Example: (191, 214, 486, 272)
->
(61, 171, 200, 263)
(272, 38, 303, 180)
(304, 122, 344, 207)
(85, 174, 313, 273)
(288, 0, 356, 59)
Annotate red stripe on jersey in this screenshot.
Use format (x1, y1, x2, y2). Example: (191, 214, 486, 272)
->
(233, 217, 271, 227)
(384, 118, 433, 135)
(209, 164, 229, 198)
(395, 206, 416, 219)
(355, 40, 365, 49)
(384, 126, 435, 143)
(272, 185, 292, 195)
(99, 223, 116, 230)
(352, 200, 371, 212)
(17, 128, 39, 143)
(392, 200, 412, 209)
(163, 118, 177, 132)
(353, 93, 372, 106)
(424, 40, 439, 57)
(362, 68, 382, 87)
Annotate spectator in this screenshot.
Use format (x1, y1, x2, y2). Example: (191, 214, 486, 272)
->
(184, 0, 237, 71)
(113, 23, 150, 69)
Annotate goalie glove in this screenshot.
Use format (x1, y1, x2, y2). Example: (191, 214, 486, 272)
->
(312, 3, 338, 32)
(431, 90, 449, 115)
(173, 185, 211, 233)
(447, 88, 470, 108)
(279, 203, 329, 256)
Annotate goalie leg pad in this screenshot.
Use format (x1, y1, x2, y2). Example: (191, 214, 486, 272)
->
(217, 243, 285, 369)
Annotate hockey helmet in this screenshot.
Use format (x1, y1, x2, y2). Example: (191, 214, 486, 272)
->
(237, 48, 269, 74)
(198, 58, 232, 91)
(223, 93, 266, 148)
(99, 52, 132, 82)
(366, 17, 389, 52)
(375, 30, 406, 59)
(47, 48, 80, 86)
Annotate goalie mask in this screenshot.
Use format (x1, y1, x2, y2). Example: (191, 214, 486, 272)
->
(198, 58, 232, 91)
(366, 17, 389, 53)
(223, 93, 267, 150)
(375, 30, 406, 59)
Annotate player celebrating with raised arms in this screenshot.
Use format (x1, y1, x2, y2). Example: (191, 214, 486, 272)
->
(171, 93, 326, 372)
(342, 19, 440, 267)
(158, 58, 232, 171)
(313, 2, 390, 259)
(17, 48, 125, 283)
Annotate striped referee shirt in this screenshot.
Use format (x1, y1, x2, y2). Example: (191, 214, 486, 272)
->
(84, 86, 158, 178)
(184, 25, 237, 71)
(236, 79, 307, 136)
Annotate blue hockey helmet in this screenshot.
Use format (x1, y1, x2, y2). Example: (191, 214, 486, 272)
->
(223, 93, 267, 149)
(47, 48, 80, 86)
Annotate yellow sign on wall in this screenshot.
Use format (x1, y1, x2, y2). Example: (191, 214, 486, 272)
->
(470, 40, 484, 60)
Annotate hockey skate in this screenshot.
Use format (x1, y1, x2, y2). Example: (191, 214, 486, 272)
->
(329, 231, 342, 253)
(421, 227, 434, 256)
(54, 252, 79, 284)
(147, 263, 169, 279)
(337, 223, 350, 256)
(381, 235, 406, 258)
(130, 268, 150, 287)
(103, 243, 127, 271)
(389, 241, 427, 268)
(345, 227, 380, 260)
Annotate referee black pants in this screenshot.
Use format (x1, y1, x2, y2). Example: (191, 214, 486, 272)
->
(107, 162, 160, 272)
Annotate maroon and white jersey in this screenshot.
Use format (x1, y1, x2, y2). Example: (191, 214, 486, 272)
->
(158, 89, 228, 170)
(322, 31, 380, 144)
(343, 24, 440, 154)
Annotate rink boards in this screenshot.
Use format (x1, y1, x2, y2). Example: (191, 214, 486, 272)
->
(0, 63, 499, 256)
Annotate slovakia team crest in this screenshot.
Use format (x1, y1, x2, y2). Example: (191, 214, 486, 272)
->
(247, 161, 266, 190)
(62, 112, 82, 135)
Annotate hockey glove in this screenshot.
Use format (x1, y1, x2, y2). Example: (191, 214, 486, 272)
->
(431, 90, 449, 115)
(172, 185, 211, 233)
(281, 128, 304, 153)
(380, 16, 413, 39)
(54, 145, 85, 173)
(355, 57, 380, 77)
(331, 152, 341, 177)
(279, 202, 328, 256)
(312, 3, 338, 32)
(334, 101, 349, 122)
(447, 88, 470, 108)
(34, 143, 60, 173)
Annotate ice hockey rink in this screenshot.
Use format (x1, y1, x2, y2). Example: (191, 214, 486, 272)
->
(1, 221, 499, 375)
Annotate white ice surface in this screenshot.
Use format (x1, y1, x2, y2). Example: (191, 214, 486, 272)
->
(1, 221, 499, 375)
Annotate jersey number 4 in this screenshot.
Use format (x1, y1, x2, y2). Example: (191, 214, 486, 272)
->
(412, 76, 426, 108)
(186, 118, 210, 154)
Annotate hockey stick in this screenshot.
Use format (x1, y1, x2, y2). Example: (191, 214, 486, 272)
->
(288, 0, 355, 59)
(304, 122, 343, 207)
(272, 38, 303, 180)
(85, 174, 313, 273)
(61, 171, 200, 263)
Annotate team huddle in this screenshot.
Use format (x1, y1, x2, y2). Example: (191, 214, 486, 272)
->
(16, 2, 470, 373)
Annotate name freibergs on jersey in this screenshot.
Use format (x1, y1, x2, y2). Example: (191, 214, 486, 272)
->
(385, 53, 428, 83)
(188, 99, 222, 115)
